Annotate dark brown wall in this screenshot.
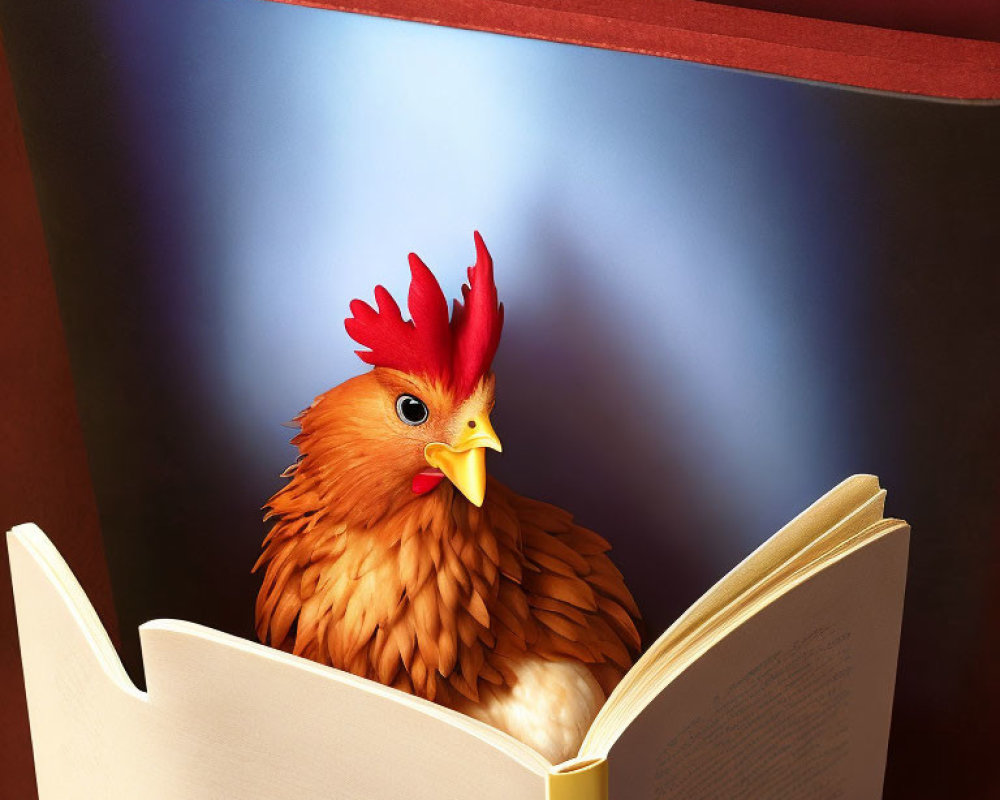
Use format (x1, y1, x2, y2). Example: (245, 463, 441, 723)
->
(0, 36, 119, 800)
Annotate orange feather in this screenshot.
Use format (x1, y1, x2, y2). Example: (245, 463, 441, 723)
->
(254, 366, 641, 758)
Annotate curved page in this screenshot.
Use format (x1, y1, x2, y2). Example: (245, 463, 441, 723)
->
(603, 525, 908, 799)
(7, 524, 549, 800)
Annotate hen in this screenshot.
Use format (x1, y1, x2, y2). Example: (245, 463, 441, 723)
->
(254, 233, 640, 763)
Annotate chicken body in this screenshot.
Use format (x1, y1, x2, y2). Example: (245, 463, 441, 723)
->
(255, 236, 640, 763)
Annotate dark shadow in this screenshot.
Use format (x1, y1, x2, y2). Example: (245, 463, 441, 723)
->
(491, 218, 724, 642)
(0, 0, 267, 683)
(830, 92, 1000, 800)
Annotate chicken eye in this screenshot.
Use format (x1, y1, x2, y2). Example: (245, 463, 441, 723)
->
(395, 394, 429, 426)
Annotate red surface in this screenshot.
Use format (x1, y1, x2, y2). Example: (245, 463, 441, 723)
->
(269, 0, 1000, 100)
(0, 36, 119, 800)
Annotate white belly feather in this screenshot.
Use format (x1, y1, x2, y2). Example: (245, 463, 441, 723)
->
(456, 657, 606, 765)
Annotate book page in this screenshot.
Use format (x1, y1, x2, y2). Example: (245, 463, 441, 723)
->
(602, 525, 908, 799)
(589, 475, 883, 742)
(8, 525, 549, 800)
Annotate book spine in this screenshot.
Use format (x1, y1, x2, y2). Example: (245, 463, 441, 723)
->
(546, 758, 608, 800)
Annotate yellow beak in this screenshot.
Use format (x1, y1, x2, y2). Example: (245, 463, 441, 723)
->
(424, 413, 502, 507)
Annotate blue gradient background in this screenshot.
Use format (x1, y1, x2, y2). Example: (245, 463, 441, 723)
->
(3, 0, 998, 796)
(100, 0, 871, 551)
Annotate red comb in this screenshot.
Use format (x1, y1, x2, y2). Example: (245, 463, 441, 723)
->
(345, 232, 504, 397)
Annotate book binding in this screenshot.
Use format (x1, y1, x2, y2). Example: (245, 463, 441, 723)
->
(546, 758, 608, 800)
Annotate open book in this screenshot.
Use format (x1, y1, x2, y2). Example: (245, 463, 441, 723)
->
(8, 475, 908, 799)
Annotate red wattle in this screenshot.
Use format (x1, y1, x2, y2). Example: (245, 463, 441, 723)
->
(412, 469, 445, 495)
